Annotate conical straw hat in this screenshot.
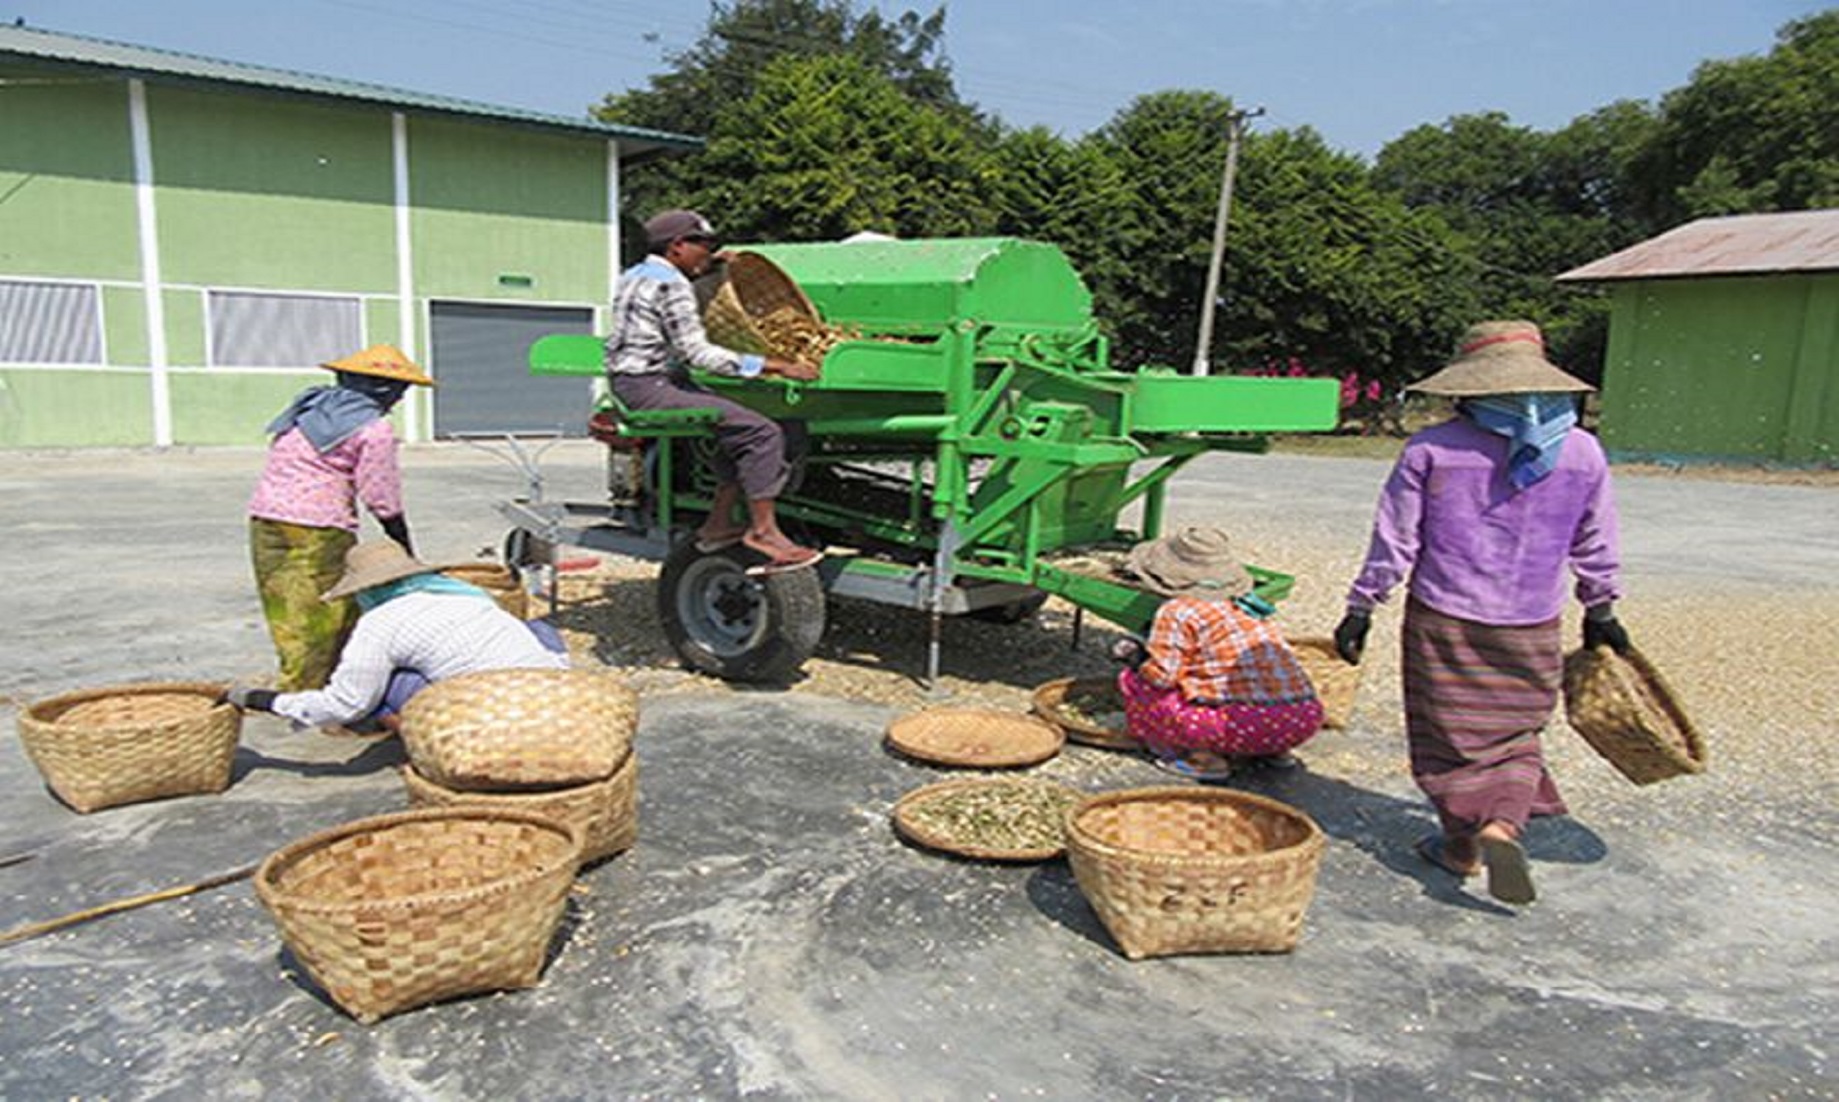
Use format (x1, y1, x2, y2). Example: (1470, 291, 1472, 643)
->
(1407, 320, 1592, 397)
(321, 344, 435, 387)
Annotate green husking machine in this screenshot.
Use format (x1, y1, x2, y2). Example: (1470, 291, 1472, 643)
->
(505, 236, 1338, 684)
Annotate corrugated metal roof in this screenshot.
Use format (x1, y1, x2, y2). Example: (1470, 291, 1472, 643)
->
(0, 24, 701, 159)
(1557, 210, 1839, 282)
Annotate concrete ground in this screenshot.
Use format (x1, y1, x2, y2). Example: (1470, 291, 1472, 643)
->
(0, 442, 1833, 1101)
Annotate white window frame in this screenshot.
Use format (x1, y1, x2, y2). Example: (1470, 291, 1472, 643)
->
(205, 289, 363, 369)
(0, 278, 106, 364)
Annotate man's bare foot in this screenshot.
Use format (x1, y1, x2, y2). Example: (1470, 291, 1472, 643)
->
(743, 531, 818, 562)
(693, 523, 746, 552)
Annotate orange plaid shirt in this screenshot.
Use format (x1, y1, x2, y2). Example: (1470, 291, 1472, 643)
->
(1138, 595, 1315, 705)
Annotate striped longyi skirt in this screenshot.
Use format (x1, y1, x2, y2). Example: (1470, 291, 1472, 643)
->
(1402, 597, 1568, 837)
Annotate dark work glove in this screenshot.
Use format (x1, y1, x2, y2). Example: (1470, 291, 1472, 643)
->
(378, 514, 413, 556)
(1583, 604, 1632, 655)
(1110, 637, 1147, 668)
(222, 684, 279, 712)
(1334, 610, 1371, 665)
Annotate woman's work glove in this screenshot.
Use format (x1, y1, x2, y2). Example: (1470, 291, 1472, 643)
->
(1333, 610, 1371, 665)
(1110, 637, 1147, 668)
(221, 684, 278, 713)
(1583, 604, 1632, 654)
(378, 514, 413, 556)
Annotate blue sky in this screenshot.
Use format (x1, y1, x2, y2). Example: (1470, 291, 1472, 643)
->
(18, 0, 1832, 157)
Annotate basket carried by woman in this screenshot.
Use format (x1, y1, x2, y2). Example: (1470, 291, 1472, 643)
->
(1563, 644, 1707, 785)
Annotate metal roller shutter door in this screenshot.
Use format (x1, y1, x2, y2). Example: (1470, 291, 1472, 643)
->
(429, 302, 595, 437)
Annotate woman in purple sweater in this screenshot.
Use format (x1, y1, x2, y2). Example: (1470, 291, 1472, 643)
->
(1334, 320, 1632, 905)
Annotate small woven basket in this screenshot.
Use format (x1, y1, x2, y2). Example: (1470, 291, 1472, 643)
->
(1289, 637, 1363, 730)
(254, 807, 582, 1024)
(399, 668, 637, 792)
(437, 562, 530, 620)
(16, 681, 241, 813)
(1563, 645, 1707, 785)
(1031, 676, 1138, 751)
(1066, 786, 1326, 959)
(702, 251, 821, 358)
(401, 749, 638, 865)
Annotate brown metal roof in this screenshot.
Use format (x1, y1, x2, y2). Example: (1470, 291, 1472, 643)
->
(1556, 210, 1839, 282)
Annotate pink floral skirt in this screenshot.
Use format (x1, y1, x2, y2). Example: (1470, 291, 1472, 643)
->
(1118, 669, 1325, 758)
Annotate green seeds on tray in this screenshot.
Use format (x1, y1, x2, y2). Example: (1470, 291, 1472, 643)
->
(900, 782, 1082, 855)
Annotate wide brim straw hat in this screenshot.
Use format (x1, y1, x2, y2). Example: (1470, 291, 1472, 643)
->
(321, 344, 436, 388)
(1406, 320, 1593, 397)
(322, 540, 436, 601)
(1125, 526, 1253, 599)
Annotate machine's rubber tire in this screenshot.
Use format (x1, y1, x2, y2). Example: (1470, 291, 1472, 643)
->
(967, 590, 1050, 624)
(657, 540, 826, 683)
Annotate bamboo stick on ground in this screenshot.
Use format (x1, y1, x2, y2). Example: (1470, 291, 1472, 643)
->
(0, 865, 256, 947)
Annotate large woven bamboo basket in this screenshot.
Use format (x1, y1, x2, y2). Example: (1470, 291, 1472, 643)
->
(401, 749, 638, 865)
(702, 251, 822, 359)
(1289, 636, 1363, 730)
(1031, 676, 1139, 751)
(1066, 786, 1326, 959)
(254, 807, 582, 1024)
(16, 681, 241, 813)
(1563, 645, 1707, 785)
(399, 668, 637, 792)
(437, 562, 529, 620)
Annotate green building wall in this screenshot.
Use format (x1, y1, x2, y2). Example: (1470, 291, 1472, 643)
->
(1599, 273, 1839, 466)
(0, 61, 621, 449)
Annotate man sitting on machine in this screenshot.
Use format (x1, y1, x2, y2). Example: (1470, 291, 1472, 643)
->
(603, 208, 822, 575)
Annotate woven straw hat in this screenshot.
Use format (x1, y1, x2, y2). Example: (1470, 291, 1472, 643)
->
(1125, 526, 1252, 599)
(1407, 320, 1593, 397)
(321, 344, 435, 388)
(322, 540, 435, 601)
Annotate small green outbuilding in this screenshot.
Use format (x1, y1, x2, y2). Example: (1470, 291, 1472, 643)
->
(1557, 210, 1839, 467)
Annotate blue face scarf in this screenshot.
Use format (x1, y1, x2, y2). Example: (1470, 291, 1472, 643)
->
(266, 372, 409, 453)
(1462, 393, 1579, 491)
(353, 573, 493, 612)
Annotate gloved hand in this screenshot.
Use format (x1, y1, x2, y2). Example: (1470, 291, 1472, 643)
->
(1110, 637, 1147, 668)
(378, 513, 413, 556)
(1334, 610, 1371, 665)
(1583, 604, 1632, 655)
(221, 684, 278, 712)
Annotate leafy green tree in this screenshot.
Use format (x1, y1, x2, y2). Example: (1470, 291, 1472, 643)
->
(686, 53, 998, 241)
(1371, 107, 1659, 380)
(1633, 11, 1839, 223)
(1085, 92, 1475, 402)
(596, 0, 975, 220)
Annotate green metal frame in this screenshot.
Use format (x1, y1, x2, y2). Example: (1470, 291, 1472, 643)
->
(528, 237, 1337, 635)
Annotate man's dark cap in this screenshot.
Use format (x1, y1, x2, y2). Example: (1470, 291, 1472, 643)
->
(645, 209, 717, 247)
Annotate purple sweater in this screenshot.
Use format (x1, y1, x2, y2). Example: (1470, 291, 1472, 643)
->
(1346, 417, 1622, 625)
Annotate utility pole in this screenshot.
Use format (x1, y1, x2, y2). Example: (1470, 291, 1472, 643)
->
(1191, 105, 1264, 376)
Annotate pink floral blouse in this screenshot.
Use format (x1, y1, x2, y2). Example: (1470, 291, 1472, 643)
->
(246, 420, 404, 531)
